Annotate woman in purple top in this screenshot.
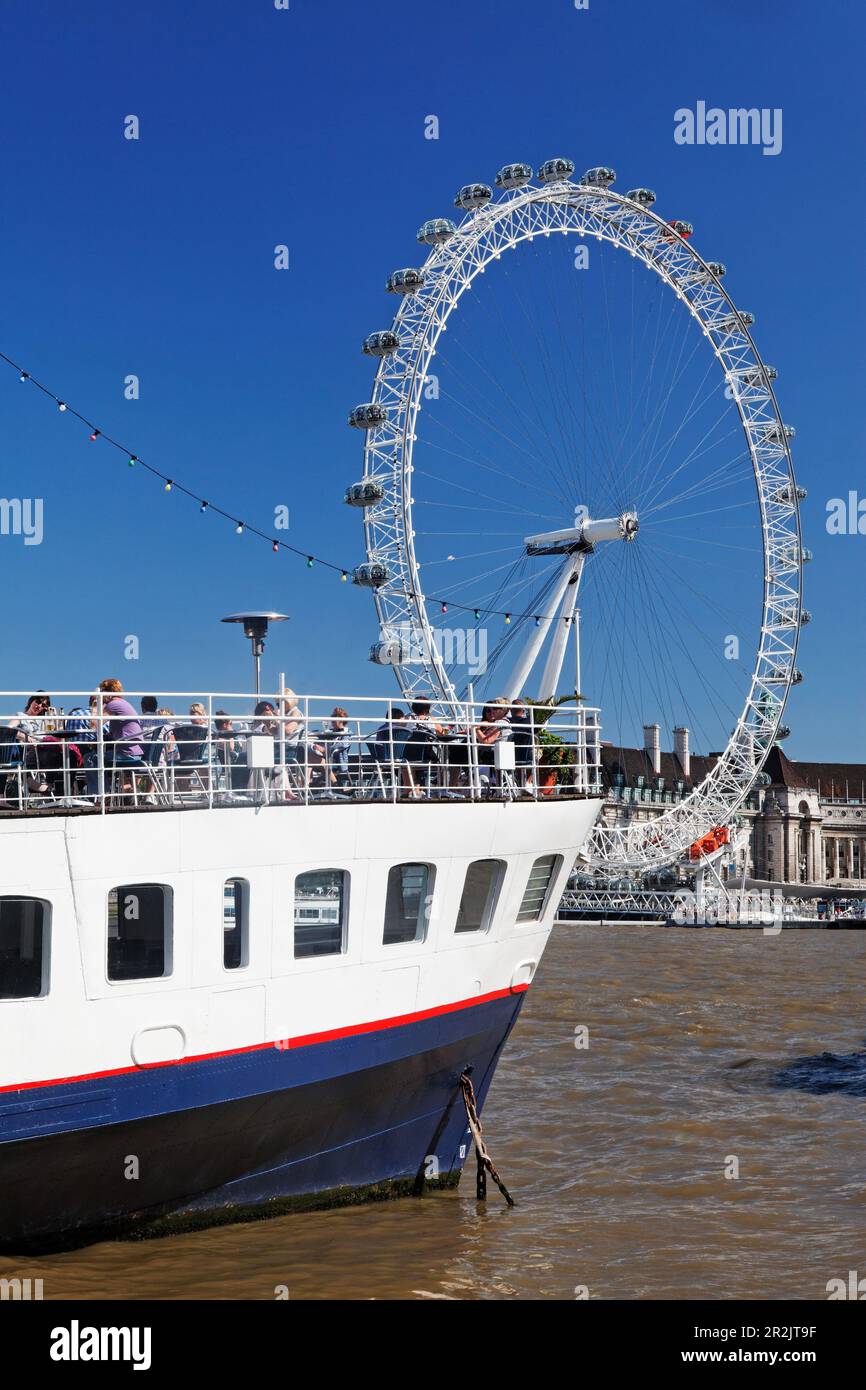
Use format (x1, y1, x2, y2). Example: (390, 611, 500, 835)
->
(98, 678, 144, 761)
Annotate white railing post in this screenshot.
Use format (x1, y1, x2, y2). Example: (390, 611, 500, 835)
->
(96, 691, 106, 814)
(207, 693, 213, 809)
(467, 690, 479, 801)
(531, 704, 539, 801)
(303, 695, 309, 806)
(278, 673, 286, 801)
(388, 699, 396, 803)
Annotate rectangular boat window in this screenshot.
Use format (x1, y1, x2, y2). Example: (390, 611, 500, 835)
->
(516, 855, 562, 924)
(455, 859, 505, 934)
(294, 870, 347, 959)
(383, 863, 433, 945)
(0, 897, 50, 999)
(223, 878, 249, 970)
(107, 884, 173, 981)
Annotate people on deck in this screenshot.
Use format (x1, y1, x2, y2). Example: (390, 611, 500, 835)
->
(2, 685, 543, 805)
(318, 707, 353, 787)
(475, 699, 510, 768)
(139, 696, 162, 732)
(98, 680, 144, 760)
(98, 678, 144, 792)
(509, 698, 536, 792)
(8, 693, 52, 739)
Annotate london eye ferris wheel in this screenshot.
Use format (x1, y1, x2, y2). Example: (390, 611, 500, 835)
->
(345, 158, 807, 874)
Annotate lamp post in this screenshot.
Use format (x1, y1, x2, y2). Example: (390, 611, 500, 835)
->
(220, 612, 289, 697)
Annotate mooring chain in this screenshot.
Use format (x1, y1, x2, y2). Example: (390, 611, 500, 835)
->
(459, 1070, 515, 1208)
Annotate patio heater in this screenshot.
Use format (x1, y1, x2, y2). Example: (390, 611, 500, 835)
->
(220, 612, 289, 697)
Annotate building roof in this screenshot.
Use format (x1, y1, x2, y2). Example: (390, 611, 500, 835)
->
(599, 743, 717, 789)
(763, 746, 866, 798)
(597, 742, 866, 800)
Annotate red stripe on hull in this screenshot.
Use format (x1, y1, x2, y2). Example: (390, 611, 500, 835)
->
(0, 983, 528, 1096)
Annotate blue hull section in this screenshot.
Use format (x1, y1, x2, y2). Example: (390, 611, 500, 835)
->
(0, 990, 525, 1251)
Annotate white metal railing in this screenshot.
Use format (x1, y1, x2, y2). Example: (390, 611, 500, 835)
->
(0, 689, 602, 817)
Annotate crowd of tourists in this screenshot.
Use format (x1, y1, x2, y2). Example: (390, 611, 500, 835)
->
(1, 683, 548, 804)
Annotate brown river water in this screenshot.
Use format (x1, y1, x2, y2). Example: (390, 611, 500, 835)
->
(3, 923, 864, 1301)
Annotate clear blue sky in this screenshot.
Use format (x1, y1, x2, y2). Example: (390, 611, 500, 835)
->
(0, 0, 863, 760)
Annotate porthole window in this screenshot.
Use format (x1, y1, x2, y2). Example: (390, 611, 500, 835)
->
(517, 855, 562, 924)
(107, 884, 173, 981)
(456, 860, 505, 934)
(0, 897, 50, 999)
(383, 863, 433, 945)
(223, 878, 249, 970)
(294, 869, 348, 958)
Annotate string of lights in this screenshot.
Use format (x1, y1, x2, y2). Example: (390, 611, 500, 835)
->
(0, 348, 575, 629)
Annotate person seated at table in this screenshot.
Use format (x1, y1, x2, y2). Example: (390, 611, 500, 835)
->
(98, 678, 144, 793)
(8, 693, 52, 739)
(0, 726, 27, 799)
(16, 698, 88, 798)
(279, 692, 327, 789)
(317, 707, 353, 787)
(368, 708, 412, 785)
(22, 736, 83, 798)
(249, 699, 305, 797)
(213, 710, 248, 791)
(475, 699, 510, 767)
(139, 695, 162, 732)
(403, 697, 450, 795)
(172, 705, 212, 766)
(277, 691, 304, 761)
(65, 697, 100, 796)
(508, 698, 536, 791)
(153, 710, 178, 762)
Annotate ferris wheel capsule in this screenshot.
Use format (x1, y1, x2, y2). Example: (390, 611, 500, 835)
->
(348, 403, 387, 430)
(778, 541, 808, 568)
(758, 422, 796, 446)
(344, 480, 385, 507)
(580, 167, 616, 188)
(417, 217, 457, 245)
(664, 219, 694, 240)
(362, 330, 400, 357)
(739, 364, 777, 386)
(706, 261, 727, 278)
(766, 663, 793, 683)
(537, 157, 575, 183)
(716, 310, 755, 333)
(772, 484, 806, 505)
(495, 162, 533, 190)
(369, 636, 409, 666)
(454, 183, 492, 211)
(352, 561, 392, 588)
(386, 268, 425, 294)
(625, 187, 656, 206)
